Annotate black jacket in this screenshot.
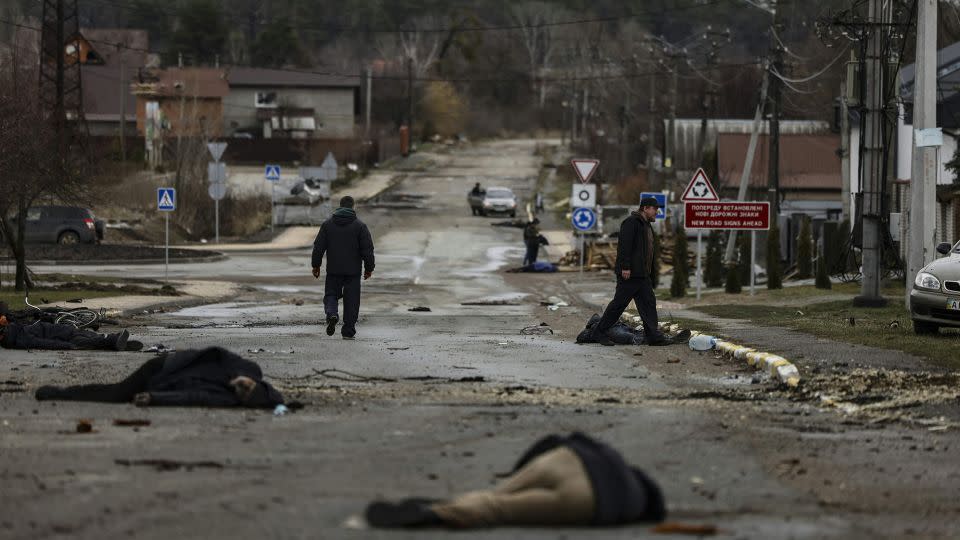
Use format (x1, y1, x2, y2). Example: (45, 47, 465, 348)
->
(146, 347, 284, 408)
(312, 209, 375, 276)
(1, 321, 101, 350)
(513, 432, 666, 525)
(616, 212, 655, 278)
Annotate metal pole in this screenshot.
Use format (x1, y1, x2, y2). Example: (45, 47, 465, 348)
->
(907, 0, 939, 307)
(840, 78, 851, 223)
(696, 230, 702, 300)
(270, 184, 275, 234)
(164, 213, 169, 282)
(365, 66, 372, 137)
(579, 233, 584, 276)
(750, 230, 756, 296)
(215, 199, 220, 244)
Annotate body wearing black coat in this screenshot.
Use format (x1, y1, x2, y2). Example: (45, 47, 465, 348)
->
(312, 209, 375, 276)
(1, 321, 115, 350)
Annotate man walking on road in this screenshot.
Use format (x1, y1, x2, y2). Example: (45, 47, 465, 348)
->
(590, 197, 671, 347)
(312, 196, 375, 340)
(523, 218, 542, 266)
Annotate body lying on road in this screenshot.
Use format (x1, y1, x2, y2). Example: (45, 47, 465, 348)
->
(35, 346, 284, 408)
(1, 317, 138, 351)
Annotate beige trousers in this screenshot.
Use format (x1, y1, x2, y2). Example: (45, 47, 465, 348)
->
(431, 446, 596, 528)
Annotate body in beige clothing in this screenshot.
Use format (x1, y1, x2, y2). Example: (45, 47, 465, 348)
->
(431, 446, 596, 528)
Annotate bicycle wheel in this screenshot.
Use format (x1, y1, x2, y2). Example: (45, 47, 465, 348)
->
(56, 309, 99, 329)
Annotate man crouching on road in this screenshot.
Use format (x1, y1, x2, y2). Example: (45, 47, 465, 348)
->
(312, 196, 375, 340)
(589, 196, 672, 347)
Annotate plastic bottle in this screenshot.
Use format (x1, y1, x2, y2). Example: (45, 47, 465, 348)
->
(688, 334, 716, 351)
(273, 404, 289, 416)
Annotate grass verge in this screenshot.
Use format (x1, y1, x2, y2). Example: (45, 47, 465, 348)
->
(697, 297, 960, 370)
(0, 289, 128, 309)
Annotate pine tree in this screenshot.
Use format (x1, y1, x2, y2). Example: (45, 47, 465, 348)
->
(767, 223, 783, 289)
(815, 240, 832, 290)
(796, 216, 813, 279)
(670, 226, 689, 298)
(705, 231, 724, 287)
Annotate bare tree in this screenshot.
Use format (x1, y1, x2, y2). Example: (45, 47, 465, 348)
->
(510, 2, 569, 108)
(0, 43, 88, 290)
(376, 16, 443, 78)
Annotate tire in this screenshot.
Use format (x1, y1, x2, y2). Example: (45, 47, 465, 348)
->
(913, 320, 939, 335)
(58, 231, 80, 245)
(510, 211, 516, 218)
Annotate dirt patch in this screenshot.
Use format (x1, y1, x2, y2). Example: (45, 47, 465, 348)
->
(2, 244, 221, 262)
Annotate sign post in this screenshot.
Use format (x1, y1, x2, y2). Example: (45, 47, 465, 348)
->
(207, 142, 228, 243)
(680, 169, 720, 301)
(265, 164, 281, 233)
(572, 207, 597, 276)
(157, 188, 176, 281)
(751, 231, 757, 296)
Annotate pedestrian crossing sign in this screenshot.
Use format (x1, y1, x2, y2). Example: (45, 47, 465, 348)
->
(265, 164, 281, 182)
(157, 187, 176, 211)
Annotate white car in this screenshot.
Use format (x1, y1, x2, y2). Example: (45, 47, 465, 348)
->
(480, 187, 517, 217)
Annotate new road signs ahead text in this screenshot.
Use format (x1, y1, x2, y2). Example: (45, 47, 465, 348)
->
(684, 202, 770, 230)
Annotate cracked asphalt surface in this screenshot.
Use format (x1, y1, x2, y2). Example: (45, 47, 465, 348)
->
(2, 140, 959, 539)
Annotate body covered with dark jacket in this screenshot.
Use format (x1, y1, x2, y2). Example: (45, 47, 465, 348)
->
(615, 211, 655, 278)
(1, 321, 122, 351)
(312, 208, 375, 276)
(35, 347, 284, 408)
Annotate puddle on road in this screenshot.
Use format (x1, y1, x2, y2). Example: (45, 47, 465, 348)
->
(464, 246, 524, 277)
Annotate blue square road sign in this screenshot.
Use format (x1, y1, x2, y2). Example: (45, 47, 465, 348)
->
(265, 164, 281, 182)
(158, 188, 176, 211)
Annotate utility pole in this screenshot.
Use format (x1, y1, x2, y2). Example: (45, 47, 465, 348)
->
(406, 58, 414, 131)
(119, 46, 126, 162)
(665, 55, 680, 176)
(647, 67, 657, 190)
(906, 0, 939, 307)
(365, 66, 372, 137)
(768, 25, 783, 215)
(840, 78, 851, 223)
(854, 0, 890, 307)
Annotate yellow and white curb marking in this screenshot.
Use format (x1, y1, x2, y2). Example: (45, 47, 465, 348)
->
(658, 322, 801, 388)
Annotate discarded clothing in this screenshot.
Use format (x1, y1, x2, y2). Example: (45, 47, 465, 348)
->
(507, 261, 558, 273)
(365, 432, 665, 528)
(1, 321, 130, 351)
(35, 347, 284, 408)
(576, 314, 646, 345)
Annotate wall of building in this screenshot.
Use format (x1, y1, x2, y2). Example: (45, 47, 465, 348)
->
(222, 87, 356, 138)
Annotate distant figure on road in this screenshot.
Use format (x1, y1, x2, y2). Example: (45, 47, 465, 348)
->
(471, 182, 484, 196)
(590, 197, 672, 347)
(523, 218, 542, 266)
(535, 191, 545, 214)
(312, 196, 375, 340)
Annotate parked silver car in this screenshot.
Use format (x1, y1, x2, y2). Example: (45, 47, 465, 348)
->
(909, 241, 960, 334)
(477, 187, 517, 217)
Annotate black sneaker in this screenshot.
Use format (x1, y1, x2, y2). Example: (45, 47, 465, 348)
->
(593, 332, 616, 346)
(113, 330, 130, 351)
(125, 340, 144, 352)
(325, 315, 339, 336)
(648, 336, 674, 346)
(673, 329, 692, 344)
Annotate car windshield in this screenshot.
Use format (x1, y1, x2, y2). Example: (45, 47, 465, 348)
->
(486, 190, 512, 199)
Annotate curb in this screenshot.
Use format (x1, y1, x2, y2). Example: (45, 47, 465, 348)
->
(660, 322, 801, 388)
(16, 254, 229, 266)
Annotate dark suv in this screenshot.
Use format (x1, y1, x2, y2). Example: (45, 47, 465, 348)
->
(12, 206, 105, 245)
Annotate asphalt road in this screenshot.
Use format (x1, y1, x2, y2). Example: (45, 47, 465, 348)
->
(2, 140, 958, 539)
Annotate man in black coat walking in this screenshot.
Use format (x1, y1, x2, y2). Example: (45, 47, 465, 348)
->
(312, 196, 375, 339)
(590, 197, 671, 346)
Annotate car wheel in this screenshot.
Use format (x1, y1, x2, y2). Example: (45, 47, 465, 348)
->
(58, 231, 80, 245)
(913, 320, 940, 335)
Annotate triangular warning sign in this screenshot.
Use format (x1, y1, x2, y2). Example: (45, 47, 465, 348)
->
(571, 158, 599, 184)
(681, 168, 720, 202)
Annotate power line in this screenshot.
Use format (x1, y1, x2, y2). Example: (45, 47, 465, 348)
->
(81, 0, 737, 35)
(769, 44, 850, 84)
(0, 18, 759, 84)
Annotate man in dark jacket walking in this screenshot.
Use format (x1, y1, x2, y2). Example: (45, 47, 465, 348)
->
(523, 218, 542, 266)
(312, 196, 375, 339)
(590, 197, 671, 346)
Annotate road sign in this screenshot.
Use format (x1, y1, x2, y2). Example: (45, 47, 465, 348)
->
(265, 164, 281, 182)
(684, 201, 770, 230)
(157, 187, 176, 211)
(208, 182, 227, 201)
(572, 207, 597, 231)
(640, 192, 667, 220)
(571, 184, 596, 208)
(207, 142, 227, 162)
(208, 162, 226, 184)
(318, 152, 338, 181)
(681, 168, 720, 202)
(571, 158, 599, 184)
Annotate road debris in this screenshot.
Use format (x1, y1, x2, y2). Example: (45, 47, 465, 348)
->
(114, 458, 224, 472)
(76, 419, 94, 433)
(113, 419, 151, 427)
(521, 324, 554, 335)
(651, 523, 718, 535)
(408, 306, 432, 312)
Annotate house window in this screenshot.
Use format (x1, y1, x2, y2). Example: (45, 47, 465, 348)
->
(255, 92, 278, 108)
